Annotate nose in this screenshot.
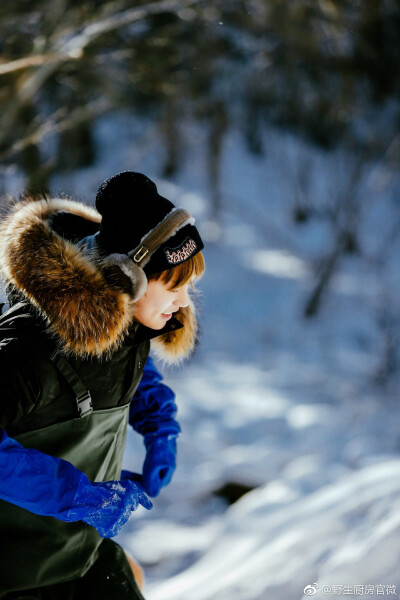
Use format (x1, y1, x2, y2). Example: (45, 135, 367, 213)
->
(173, 285, 190, 308)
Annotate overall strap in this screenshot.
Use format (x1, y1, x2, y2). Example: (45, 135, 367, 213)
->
(51, 354, 93, 418)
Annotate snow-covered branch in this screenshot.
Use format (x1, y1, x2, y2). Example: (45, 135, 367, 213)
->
(0, 99, 109, 163)
(0, 0, 203, 148)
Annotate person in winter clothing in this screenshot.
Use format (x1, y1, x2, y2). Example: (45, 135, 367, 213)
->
(0, 172, 205, 600)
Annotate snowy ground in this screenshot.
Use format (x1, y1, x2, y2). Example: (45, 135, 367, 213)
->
(3, 111, 400, 600)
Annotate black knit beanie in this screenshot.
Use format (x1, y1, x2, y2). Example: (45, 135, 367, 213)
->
(96, 171, 204, 276)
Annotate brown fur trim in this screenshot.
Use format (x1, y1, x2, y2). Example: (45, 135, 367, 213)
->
(0, 197, 198, 362)
(0, 198, 134, 358)
(151, 303, 198, 364)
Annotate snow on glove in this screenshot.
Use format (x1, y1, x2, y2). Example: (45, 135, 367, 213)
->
(65, 473, 152, 538)
(142, 436, 177, 497)
(0, 429, 152, 538)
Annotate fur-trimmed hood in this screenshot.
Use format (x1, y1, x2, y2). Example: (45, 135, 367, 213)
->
(0, 197, 198, 362)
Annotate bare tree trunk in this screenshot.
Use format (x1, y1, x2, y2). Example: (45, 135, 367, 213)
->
(245, 95, 264, 156)
(302, 149, 365, 317)
(207, 101, 228, 224)
(19, 103, 50, 196)
(303, 237, 343, 318)
(57, 117, 95, 170)
(161, 97, 180, 177)
(373, 301, 399, 387)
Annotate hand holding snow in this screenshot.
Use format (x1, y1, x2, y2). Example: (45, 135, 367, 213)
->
(66, 475, 152, 538)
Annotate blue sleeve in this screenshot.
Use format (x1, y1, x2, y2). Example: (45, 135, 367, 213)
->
(129, 356, 181, 446)
(0, 428, 82, 518)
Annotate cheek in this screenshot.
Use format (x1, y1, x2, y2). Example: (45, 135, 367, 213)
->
(135, 286, 175, 318)
(148, 293, 170, 315)
(134, 295, 152, 319)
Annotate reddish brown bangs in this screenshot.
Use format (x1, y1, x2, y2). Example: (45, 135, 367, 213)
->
(149, 251, 205, 288)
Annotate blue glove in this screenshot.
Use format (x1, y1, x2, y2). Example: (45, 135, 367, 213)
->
(0, 429, 83, 518)
(129, 357, 180, 497)
(121, 436, 177, 498)
(129, 357, 181, 441)
(121, 437, 176, 498)
(142, 436, 177, 497)
(65, 473, 153, 538)
(0, 429, 152, 539)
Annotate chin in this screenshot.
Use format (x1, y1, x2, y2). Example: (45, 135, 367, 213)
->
(147, 319, 166, 330)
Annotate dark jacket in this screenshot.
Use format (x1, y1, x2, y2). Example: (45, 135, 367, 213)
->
(0, 195, 198, 430)
(0, 197, 197, 592)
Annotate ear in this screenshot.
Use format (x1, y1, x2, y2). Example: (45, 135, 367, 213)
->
(101, 254, 148, 301)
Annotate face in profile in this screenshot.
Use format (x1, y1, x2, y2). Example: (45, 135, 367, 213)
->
(133, 279, 190, 330)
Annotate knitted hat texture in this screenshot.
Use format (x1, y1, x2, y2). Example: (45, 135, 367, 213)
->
(96, 171, 203, 275)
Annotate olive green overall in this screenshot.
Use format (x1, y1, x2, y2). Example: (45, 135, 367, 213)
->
(0, 355, 145, 599)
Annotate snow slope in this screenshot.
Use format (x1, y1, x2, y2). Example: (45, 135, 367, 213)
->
(123, 121, 400, 600)
(4, 110, 400, 600)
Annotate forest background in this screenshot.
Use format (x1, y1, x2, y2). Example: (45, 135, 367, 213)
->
(1, 2, 400, 599)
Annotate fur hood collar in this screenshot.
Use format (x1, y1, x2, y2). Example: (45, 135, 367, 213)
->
(0, 197, 198, 362)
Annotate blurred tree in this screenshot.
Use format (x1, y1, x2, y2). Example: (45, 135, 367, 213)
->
(0, 0, 398, 196)
(0, 0, 399, 384)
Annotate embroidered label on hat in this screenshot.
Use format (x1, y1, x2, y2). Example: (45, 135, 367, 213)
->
(164, 237, 197, 265)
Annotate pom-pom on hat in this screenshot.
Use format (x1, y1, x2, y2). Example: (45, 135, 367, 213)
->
(96, 171, 204, 276)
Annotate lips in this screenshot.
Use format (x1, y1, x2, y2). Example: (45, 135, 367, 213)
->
(161, 307, 179, 320)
